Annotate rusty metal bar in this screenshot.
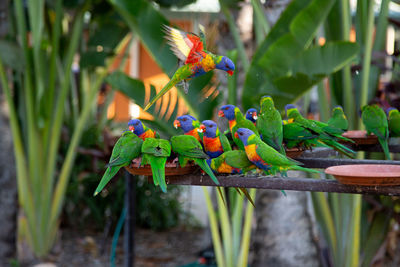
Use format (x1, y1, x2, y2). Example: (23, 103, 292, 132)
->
(165, 175, 400, 196)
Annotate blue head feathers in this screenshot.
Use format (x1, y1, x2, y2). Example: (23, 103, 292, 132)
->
(215, 56, 235, 75)
(219, 105, 236, 120)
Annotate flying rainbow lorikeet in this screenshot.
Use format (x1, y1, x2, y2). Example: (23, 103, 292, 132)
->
(143, 25, 235, 111)
(199, 120, 232, 158)
(173, 115, 203, 143)
(128, 119, 159, 140)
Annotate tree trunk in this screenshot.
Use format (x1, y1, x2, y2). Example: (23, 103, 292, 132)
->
(251, 173, 320, 267)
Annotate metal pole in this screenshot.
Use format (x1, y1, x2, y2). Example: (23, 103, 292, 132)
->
(124, 171, 135, 267)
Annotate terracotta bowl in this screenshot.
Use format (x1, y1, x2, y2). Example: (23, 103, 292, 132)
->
(125, 161, 199, 176)
(286, 148, 304, 158)
(325, 164, 400, 186)
(341, 130, 378, 145)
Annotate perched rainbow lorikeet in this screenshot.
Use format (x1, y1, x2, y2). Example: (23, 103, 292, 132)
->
(245, 108, 258, 125)
(235, 128, 320, 176)
(327, 106, 348, 131)
(257, 96, 285, 155)
(362, 104, 391, 160)
(173, 115, 203, 143)
(285, 104, 355, 158)
(199, 120, 231, 158)
(141, 138, 171, 193)
(387, 107, 400, 137)
(207, 150, 256, 175)
(143, 25, 235, 111)
(218, 105, 259, 150)
(94, 131, 143, 196)
(128, 119, 159, 140)
(171, 135, 219, 185)
(282, 120, 322, 149)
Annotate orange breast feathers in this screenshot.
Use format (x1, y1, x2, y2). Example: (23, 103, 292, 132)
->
(244, 144, 263, 163)
(139, 129, 156, 140)
(217, 162, 234, 173)
(185, 128, 202, 142)
(229, 120, 237, 132)
(203, 136, 223, 153)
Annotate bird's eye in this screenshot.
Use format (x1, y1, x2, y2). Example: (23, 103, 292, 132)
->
(182, 118, 187, 122)
(224, 107, 229, 110)
(239, 132, 243, 136)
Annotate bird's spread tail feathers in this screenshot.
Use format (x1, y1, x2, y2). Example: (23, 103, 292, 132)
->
(144, 78, 177, 111)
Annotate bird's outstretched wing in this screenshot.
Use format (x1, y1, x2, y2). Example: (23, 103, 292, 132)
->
(163, 25, 204, 64)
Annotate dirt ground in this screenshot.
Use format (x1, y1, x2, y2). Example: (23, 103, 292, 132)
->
(44, 226, 208, 267)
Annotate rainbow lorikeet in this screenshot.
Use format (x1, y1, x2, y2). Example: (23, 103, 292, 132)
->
(387, 107, 400, 137)
(173, 115, 203, 143)
(218, 105, 259, 150)
(128, 119, 159, 140)
(94, 131, 143, 196)
(170, 135, 219, 185)
(257, 96, 285, 155)
(282, 120, 322, 149)
(207, 150, 256, 175)
(199, 120, 231, 158)
(245, 108, 258, 125)
(235, 128, 320, 176)
(141, 138, 171, 193)
(285, 104, 355, 158)
(327, 106, 348, 131)
(362, 104, 391, 160)
(143, 25, 235, 111)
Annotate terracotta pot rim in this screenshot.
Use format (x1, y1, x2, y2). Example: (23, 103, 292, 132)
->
(325, 164, 400, 178)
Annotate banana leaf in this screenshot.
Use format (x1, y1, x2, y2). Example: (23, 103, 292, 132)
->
(242, 0, 339, 110)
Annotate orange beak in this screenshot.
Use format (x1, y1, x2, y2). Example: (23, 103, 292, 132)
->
(252, 112, 258, 121)
(173, 120, 181, 129)
(234, 132, 239, 139)
(199, 124, 206, 133)
(227, 70, 234, 76)
(128, 126, 135, 132)
(218, 110, 224, 117)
